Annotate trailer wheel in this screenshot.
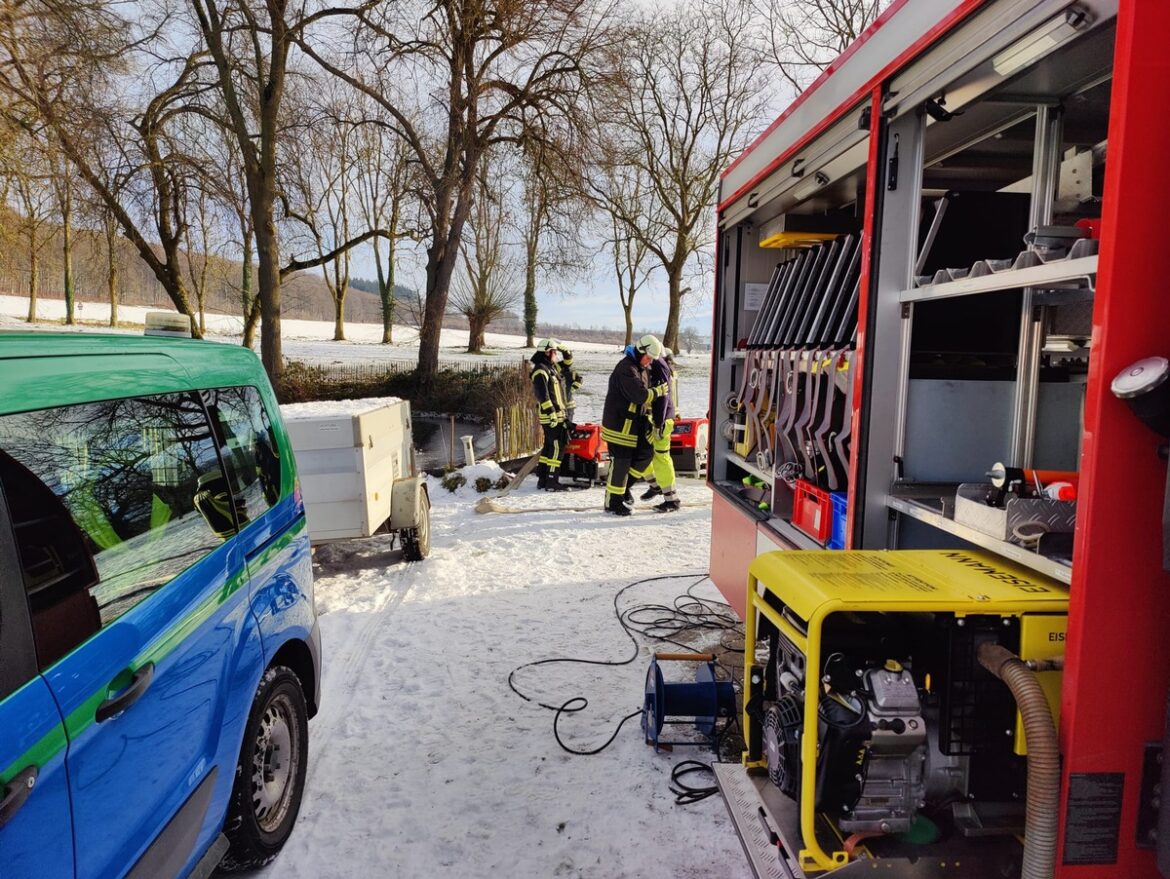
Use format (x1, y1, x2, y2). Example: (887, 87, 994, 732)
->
(401, 491, 431, 561)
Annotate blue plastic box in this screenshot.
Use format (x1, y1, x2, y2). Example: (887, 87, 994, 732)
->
(827, 492, 848, 549)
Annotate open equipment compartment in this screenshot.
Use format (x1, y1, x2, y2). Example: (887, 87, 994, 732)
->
(704, 1, 1170, 877)
(863, 14, 1116, 587)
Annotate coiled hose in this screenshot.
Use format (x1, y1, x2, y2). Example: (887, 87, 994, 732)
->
(977, 643, 1060, 879)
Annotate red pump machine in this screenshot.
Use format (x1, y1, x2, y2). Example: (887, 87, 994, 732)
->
(706, 1, 1170, 876)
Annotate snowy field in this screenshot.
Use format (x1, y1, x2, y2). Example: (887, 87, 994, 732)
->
(3, 297, 750, 878)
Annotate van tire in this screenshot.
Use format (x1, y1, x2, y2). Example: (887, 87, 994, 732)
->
(218, 666, 309, 872)
(401, 493, 431, 561)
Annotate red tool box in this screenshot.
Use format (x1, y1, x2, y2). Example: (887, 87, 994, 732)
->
(669, 418, 709, 475)
(562, 423, 609, 484)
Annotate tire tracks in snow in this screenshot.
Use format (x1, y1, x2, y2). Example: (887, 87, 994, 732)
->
(305, 575, 414, 789)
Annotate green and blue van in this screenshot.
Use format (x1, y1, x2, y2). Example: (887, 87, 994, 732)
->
(0, 328, 320, 878)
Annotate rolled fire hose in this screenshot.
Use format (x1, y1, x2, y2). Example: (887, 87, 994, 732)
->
(977, 643, 1060, 879)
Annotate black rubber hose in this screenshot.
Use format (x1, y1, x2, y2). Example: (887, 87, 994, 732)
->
(977, 643, 1060, 879)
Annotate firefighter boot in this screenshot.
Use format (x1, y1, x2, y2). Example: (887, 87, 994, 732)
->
(606, 493, 633, 516)
(640, 481, 662, 502)
(544, 470, 570, 492)
(654, 491, 681, 513)
(536, 463, 549, 490)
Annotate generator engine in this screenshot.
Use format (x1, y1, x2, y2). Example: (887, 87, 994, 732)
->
(762, 645, 933, 834)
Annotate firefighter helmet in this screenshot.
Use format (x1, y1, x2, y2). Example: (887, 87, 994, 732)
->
(635, 334, 663, 360)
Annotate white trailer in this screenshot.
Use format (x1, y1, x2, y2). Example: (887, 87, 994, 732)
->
(281, 397, 431, 559)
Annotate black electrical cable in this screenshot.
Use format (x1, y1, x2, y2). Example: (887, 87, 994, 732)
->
(508, 571, 742, 759)
(669, 760, 721, 804)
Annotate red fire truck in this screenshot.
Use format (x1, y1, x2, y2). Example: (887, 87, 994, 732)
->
(707, 1, 1170, 876)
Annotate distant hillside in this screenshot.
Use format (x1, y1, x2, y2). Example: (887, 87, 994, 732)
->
(348, 278, 417, 301)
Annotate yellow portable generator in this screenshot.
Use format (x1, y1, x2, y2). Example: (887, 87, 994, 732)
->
(718, 550, 1069, 877)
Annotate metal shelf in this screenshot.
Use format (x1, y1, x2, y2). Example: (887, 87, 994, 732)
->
(725, 451, 773, 485)
(763, 516, 824, 550)
(887, 494, 1072, 585)
(900, 254, 1098, 303)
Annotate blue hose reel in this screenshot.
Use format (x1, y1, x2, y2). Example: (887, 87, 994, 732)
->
(642, 653, 737, 752)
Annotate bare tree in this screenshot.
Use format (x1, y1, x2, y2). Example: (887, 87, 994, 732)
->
(594, 0, 765, 351)
(3, 136, 53, 322)
(98, 203, 121, 326)
(0, 0, 213, 333)
(191, 0, 382, 390)
(451, 163, 519, 354)
(182, 181, 215, 335)
(354, 119, 418, 345)
(298, 0, 618, 380)
(48, 145, 78, 323)
(590, 156, 660, 346)
(514, 144, 588, 348)
(281, 89, 360, 342)
(752, 0, 887, 92)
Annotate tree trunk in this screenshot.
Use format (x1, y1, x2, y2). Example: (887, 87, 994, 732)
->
(26, 235, 37, 323)
(623, 301, 634, 347)
(243, 298, 261, 350)
(375, 234, 395, 345)
(418, 179, 474, 382)
(255, 204, 282, 393)
(107, 250, 118, 327)
(332, 293, 346, 341)
(467, 315, 486, 354)
(523, 244, 537, 348)
(418, 229, 462, 382)
(62, 187, 74, 325)
(664, 265, 683, 352)
(240, 232, 259, 348)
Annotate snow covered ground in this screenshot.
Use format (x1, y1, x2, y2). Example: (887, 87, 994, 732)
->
(258, 464, 751, 879)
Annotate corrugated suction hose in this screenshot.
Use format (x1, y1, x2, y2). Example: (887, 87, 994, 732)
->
(977, 643, 1060, 879)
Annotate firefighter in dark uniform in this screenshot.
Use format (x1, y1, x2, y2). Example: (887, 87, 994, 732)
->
(557, 343, 582, 429)
(531, 338, 569, 490)
(601, 334, 668, 516)
(640, 346, 680, 512)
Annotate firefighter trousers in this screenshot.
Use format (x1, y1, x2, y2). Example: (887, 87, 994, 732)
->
(649, 418, 676, 492)
(606, 436, 653, 497)
(539, 422, 568, 472)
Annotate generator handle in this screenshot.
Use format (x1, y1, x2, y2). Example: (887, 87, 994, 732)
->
(654, 652, 714, 662)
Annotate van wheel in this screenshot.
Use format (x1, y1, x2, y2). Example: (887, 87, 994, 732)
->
(218, 666, 308, 872)
(401, 493, 431, 561)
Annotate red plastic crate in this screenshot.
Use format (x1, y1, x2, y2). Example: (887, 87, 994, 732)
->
(792, 479, 833, 544)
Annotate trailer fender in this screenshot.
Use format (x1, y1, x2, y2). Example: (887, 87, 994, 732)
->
(389, 476, 427, 530)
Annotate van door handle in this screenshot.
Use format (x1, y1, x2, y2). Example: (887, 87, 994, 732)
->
(95, 663, 155, 723)
(0, 766, 37, 827)
(245, 529, 284, 562)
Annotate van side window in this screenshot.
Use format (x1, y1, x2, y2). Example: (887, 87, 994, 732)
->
(0, 393, 226, 668)
(203, 386, 283, 526)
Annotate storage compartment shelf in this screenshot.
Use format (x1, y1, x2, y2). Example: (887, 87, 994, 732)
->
(900, 254, 1097, 303)
(887, 494, 1072, 585)
(763, 516, 824, 550)
(725, 451, 773, 485)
